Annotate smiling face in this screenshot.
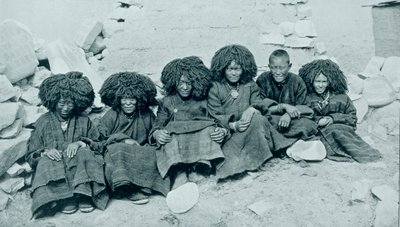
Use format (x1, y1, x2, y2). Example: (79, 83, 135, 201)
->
(269, 56, 291, 83)
(313, 73, 329, 95)
(177, 75, 193, 99)
(224, 61, 243, 84)
(121, 97, 137, 115)
(55, 97, 75, 120)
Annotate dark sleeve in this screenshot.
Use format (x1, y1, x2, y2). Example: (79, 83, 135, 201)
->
(148, 99, 172, 145)
(207, 83, 235, 128)
(329, 95, 357, 127)
(85, 118, 105, 153)
(295, 77, 308, 105)
(97, 110, 116, 139)
(25, 120, 46, 168)
(256, 73, 268, 99)
(249, 82, 277, 115)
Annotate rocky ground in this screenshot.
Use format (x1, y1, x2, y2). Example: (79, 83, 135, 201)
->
(0, 120, 398, 227)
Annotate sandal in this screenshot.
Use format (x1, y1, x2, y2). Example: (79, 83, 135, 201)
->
(61, 198, 78, 214)
(128, 192, 149, 205)
(78, 197, 95, 213)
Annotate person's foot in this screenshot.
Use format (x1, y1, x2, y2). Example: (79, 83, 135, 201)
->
(128, 192, 149, 205)
(61, 198, 78, 214)
(172, 171, 188, 190)
(78, 196, 95, 213)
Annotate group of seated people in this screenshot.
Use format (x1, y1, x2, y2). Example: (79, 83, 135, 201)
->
(26, 45, 381, 219)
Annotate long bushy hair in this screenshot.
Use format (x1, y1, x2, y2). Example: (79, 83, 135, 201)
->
(39, 71, 94, 114)
(299, 59, 348, 95)
(210, 44, 257, 84)
(161, 56, 212, 100)
(99, 72, 157, 111)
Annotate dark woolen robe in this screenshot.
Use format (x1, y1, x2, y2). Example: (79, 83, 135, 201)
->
(97, 108, 171, 196)
(308, 93, 381, 162)
(149, 95, 225, 178)
(26, 112, 109, 216)
(208, 81, 294, 179)
(256, 72, 318, 141)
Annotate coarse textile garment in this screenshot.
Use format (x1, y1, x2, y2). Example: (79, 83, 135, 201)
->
(208, 81, 294, 179)
(150, 95, 225, 178)
(25, 112, 109, 217)
(97, 109, 171, 196)
(308, 93, 381, 162)
(257, 72, 318, 141)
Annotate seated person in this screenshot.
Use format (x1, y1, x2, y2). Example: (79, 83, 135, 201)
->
(299, 59, 381, 163)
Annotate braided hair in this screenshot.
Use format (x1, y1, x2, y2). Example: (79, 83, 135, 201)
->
(161, 56, 212, 100)
(210, 44, 257, 84)
(39, 71, 94, 114)
(99, 72, 157, 111)
(299, 59, 348, 95)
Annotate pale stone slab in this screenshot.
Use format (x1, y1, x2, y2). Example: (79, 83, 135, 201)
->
(358, 56, 385, 79)
(279, 22, 294, 36)
(22, 105, 46, 127)
(31, 67, 52, 88)
(284, 36, 314, 48)
(0, 20, 38, 83)
(372, 101, 400, 136)
(248, 200, 274, 215)
(6, 163, 24, 177)
(346, 74, 364, 95)
(0, 103, 21, 130)
(0, 190, 10, 211)
(89, 36, 107, 55)
(314, 42, 327, 55)
(294, 20, 317, 37)
(374, 200, 398, 227)
(74, 19, 103, 51)
(0, 129, 31, 177)
(260, 32, 285, 45)
(363, 76, 396, 107)
(102, 19, 124, 38)
(297, 5, 312, 19)
(0, 75, 17, 103)
(0, 118, 23, 139)
(166, 182, 199, 214)
(287, 139, 326, 161)
(21, 87, 40, 106)
(371, 184, 399, 202)
(381, 56, 400, 90)
(351, 180, 371, 202)
(0, 177, 25, 194)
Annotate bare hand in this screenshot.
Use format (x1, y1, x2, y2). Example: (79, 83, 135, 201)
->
(210, 127, 227, 143)
(65, 142, 83, 158)
(124, 139, 140, 146)
(240, 107, 259, 123)
(231, 120, 251, 132)
(44, 149, 62, 161)
(284, 104, 301, 119)
(318, 116, 333, 127)
(153, 129, 172, 145)
(278, 113, 291, 130)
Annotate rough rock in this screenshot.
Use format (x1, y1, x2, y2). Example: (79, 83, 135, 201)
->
(0, 75, 17, 103)
(21, 87, 40, 106)
(89, 36, 107, 55)
(381, 56, 400, 91)
(0, 103, 22, 131)
(108, 7, 129, 21)
(0, 177, 25, 194)
(284, 36, 314, 48)
(248, 200, 274, 215)
(294, 20, 317, 37)
(296, 5, 312, 19)
(371, 101, 400, 136)
(6, 162, 29, 177)
(101, 48, 110, 58)
(31, 67, 52, 88)
(260, 32, 285, 45)
(351, 180, 371, 202)
(363, 76, 396, 107)
(45, 40, 104, 107)
(371, 184, 399, 202)
(314, 42, 327, 55)
(287, 139, 326, 161)
(33, 38, 47, 61)
(374, 200, 398, 227)
(0, 190, 10, 211)
(346, 74, 364, 95)
(0, 129, 31, 177)
(22, 105, 46, 127)
(0, 119, 23, 139)
(352, 97, 369, 124)
(74, 19, 103, 51)
(24, 174, 32, 187)
(102, 19, 124, 38)
(166, 182, 199, 214)
(0, 20, 38, 83)
(358, 56, 385, 79)
(279, 22, 294, 36)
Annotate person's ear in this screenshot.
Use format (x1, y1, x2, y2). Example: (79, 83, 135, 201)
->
(288, 62, 292, 69)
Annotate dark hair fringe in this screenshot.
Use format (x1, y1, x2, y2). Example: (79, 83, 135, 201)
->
(269, 49, 290, 63)
(298, 59, 348, 95)
(99, 72, 157, 111)
(38, 71, 94, 114)
(161, 56, 212, 100)
(210, 44, 257, 84)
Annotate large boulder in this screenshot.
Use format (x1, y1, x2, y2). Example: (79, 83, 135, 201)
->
(0, 129, 31, 177)
(21, 87, 40, 106)
(0, 75, 17, 103)
(74, 19, 103, 51)
(0, 119, 23, 139)
(371, 101, 400, 136)
(0, 103, 22, 131)
(358, 56, 385, 79)
(22, 105, 47, 127)
(0, 20, 38, 83)
(31, 67, 52, 88)
(381, 56, 400, 91)
(363, 76, 396, 107)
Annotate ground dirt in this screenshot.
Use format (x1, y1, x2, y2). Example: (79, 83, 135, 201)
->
(0, 120, 398, 227)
